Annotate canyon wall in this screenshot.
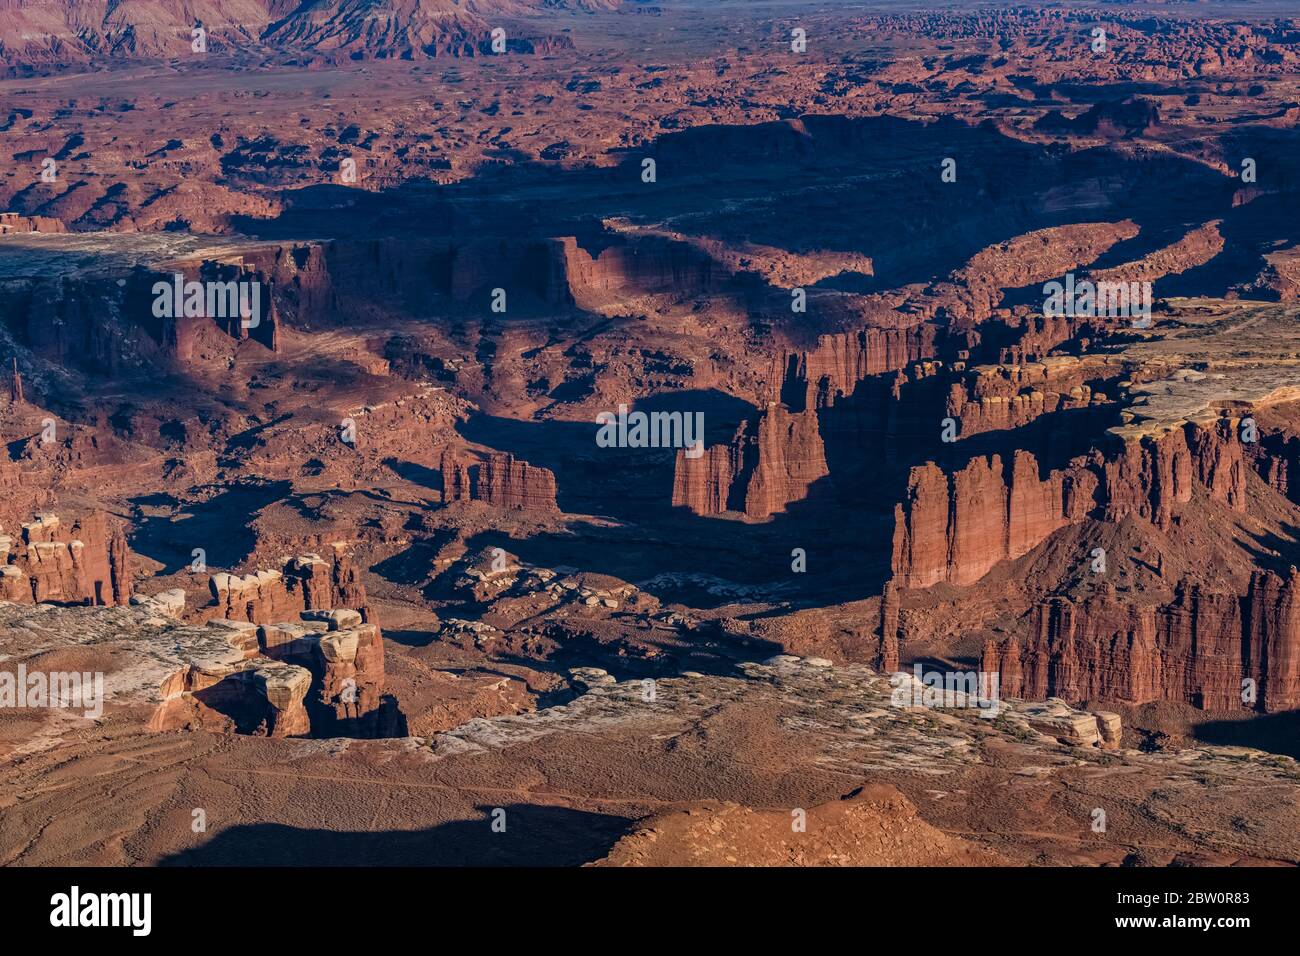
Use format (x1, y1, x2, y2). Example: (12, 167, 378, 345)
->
(983, 571, 1300, 713)
(441, 448, 559, 511)
(943, 359, 1114, 438)
(891, 450, 1095, 589)
(891, 421, 1248, 589)
(778, 325, 940, 411)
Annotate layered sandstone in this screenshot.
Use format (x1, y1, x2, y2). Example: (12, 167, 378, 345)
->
(0, 511, 130, 606)
(892, 422, 1249, 589)
(556, 235, 717, 312)
(983, 571, 1300, 713)
(672, 404, 828, 519)
(157, 653, 314, 738)
(152, 606, 388, 737)
(441, 449, 558, 511)
(267, 609, 389, 736)
(778, 326, 939, 411)
(206, 547, 370, 624)
(877, 581, 900, 672)
(892, 451, 1093, 589)
(0, 213, 65, 234)
(945, 358, 1115, 439)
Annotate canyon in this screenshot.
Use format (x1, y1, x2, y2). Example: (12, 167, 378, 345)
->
(2, 0, 1300, 874)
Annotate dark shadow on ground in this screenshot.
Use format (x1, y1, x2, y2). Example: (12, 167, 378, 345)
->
(127, 480, 291, 573)
(159, 804, 635, 866)
(1193, 711, 1300, 760)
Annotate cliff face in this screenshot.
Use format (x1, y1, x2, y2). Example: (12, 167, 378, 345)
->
(891, 422, 1247, 589)
(891, 450, 1094, 589)
(206, 547, 370, 624)
(557, 235, 717, 312)
(0, 213, 66, 234)
(778, 326, 939, 411)
(671, 427, 748, 515)
(441, 449, 558, 511)
(672, 404, 828, 519)
(983, 571, 1300, 713)
(266, 609, 389, 738)
(0, 511, 131, 606)
(944, 361, 1113, 439)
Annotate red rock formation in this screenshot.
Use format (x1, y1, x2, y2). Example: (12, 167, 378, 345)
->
(984, 571, 1300, 712)
(742, 405, 830, 519)
(892, 422, 1248, 588)
(440, 448, 558, 511)
(206, 548, 371, 624)
(672, 404, 828, 518)
(156, 603, 388, 737)
(891, 451, 1091, 589)
(0, 213, 66, 234)
(944, 361, 1114, 439)
(945, 221, 1141, 325)
(1087, 220, 1224, 286)
(557, 235, 716, 312)
(778, 325, 939, 410)
(671, 425, 747, 515)
(0, 511, 131, 606)
(1244, 569, 1300, 713)
(878, 581, 900, 672)
(299, 609, 388, 736)
(156, 656, 313, 738)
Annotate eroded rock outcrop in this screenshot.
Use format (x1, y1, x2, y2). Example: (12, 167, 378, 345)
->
(0, 212, 66, 234)
(206, 546, 370, 624)
(945, 359, 1115, 439)
(778, 326, 939, 411)
(892, 451, 1093, 589)
(152, 605, 390, 737)
(440, 448, 558, 511)
(892, 421, 1249, 589)
(0, 511, 131, 606)
(983, 571, 1300, 712)
(672, 404, 828, 518)
(156, 651, 314, 738)
(266, 608, 389, 736)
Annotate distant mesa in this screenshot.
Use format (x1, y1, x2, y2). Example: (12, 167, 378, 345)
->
(0, 0, 615, 74)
